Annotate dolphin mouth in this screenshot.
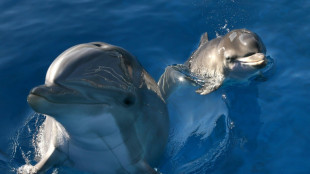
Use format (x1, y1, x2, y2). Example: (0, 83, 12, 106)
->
(28, 93, 106, 105)
(236, 53, 266, 66)
(28, 85, 83, 105)
(28, 84, 128, 105)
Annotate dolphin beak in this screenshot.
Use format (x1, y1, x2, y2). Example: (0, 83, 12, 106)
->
(28, 83, 134, 107)
(27, 84, 80, 112)
(236, 53, 266, 66)
(29, 84, 77, 102)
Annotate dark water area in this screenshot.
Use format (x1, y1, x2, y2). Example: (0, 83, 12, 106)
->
(1, 0, 310, 173)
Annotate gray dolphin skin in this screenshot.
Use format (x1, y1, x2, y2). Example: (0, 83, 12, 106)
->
(159, 29, 267, 97)
(18, 42, 169, 174)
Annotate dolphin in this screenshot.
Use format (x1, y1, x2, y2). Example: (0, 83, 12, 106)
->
(18, 42, 169, 174)
(159, 29, 267, 97)
(157, 29, 268, 173)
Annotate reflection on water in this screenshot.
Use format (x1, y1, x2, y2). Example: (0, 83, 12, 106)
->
(159, 57, 273, 173)
(159, 86, 230, 173)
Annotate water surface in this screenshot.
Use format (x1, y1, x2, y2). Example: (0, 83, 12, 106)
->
(1, 0, 310, 173)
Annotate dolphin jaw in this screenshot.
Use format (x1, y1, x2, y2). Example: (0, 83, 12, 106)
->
(27, 93, 68, 117)
(235, 53, 266, 66)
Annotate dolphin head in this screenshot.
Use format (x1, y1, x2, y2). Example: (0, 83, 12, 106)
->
(219, 29, 267, 79)
(27, 42, 169, 167)
(28, 42, 142, 127)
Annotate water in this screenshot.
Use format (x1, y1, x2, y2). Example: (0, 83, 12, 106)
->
(1, 0, 309, 173)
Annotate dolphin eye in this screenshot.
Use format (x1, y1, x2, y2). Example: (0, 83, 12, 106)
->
(123, 95, 135, 107)
(226, 55, 237, 62)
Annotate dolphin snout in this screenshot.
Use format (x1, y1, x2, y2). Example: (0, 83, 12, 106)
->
(236, 53, 266, 67)
(30, 84, 74, 97)
(30, 85, 53, 96)
(28, 84, 80, 105)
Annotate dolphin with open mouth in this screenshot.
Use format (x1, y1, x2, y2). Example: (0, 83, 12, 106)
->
(159, 29, 267, 97)
(18, 42, 169, 174)
(157, 29, 268, 173)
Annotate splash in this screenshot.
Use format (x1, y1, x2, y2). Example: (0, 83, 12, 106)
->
(6, 113, 41, 173)
(10, 113, 63, 174)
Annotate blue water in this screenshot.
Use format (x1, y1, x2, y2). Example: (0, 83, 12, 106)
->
(1, 0, 310, 173)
